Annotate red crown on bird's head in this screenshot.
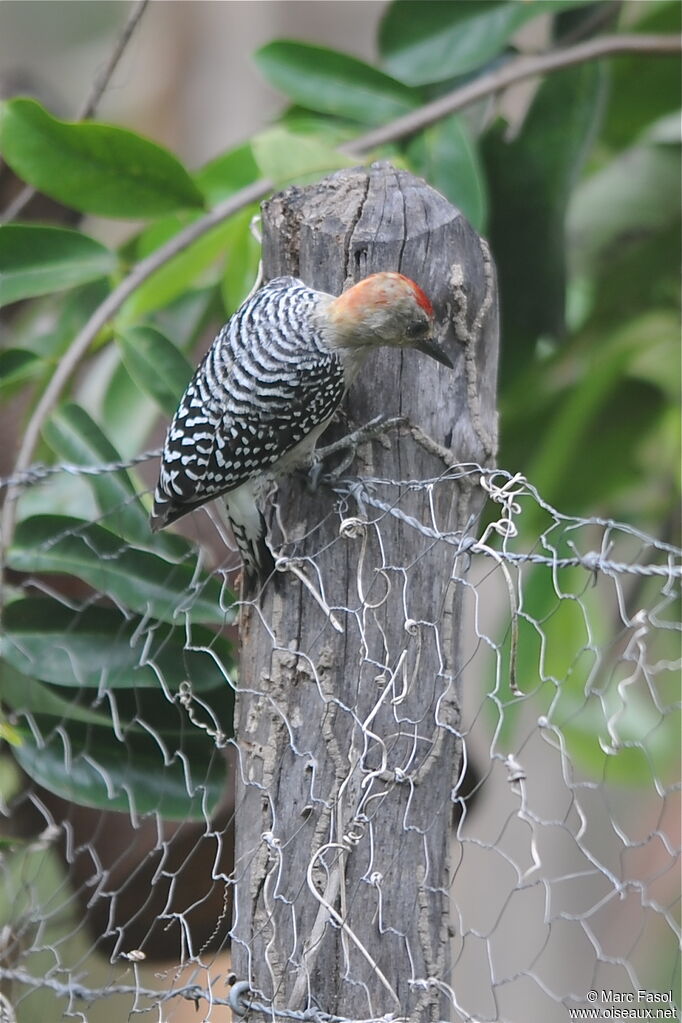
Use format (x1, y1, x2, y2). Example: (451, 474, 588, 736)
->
(330, 272, 433, 324)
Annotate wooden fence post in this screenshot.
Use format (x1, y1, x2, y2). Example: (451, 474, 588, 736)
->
(231, 162, 498, 1021)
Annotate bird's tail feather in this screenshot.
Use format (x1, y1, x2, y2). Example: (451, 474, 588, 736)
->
(151, 483, 277, 592)
(230, 512, 276, 588)
(226, 485, 277, 593)
(150, 492, 200, 532)
(150, 490, 178, 532)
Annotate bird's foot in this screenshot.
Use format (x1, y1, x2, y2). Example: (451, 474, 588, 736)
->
(309, 415, 408, 487)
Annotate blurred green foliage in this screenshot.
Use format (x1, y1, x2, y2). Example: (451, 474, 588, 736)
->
(0, 0, 679, 809)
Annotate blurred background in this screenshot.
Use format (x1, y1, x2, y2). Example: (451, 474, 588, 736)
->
(0, 2, 384, 167)
(0, 3, 679, 1022)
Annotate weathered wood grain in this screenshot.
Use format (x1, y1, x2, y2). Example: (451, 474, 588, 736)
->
(231, 162, 498, 1021)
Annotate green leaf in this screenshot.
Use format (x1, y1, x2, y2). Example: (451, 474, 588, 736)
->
(0, 348, 44, 397)
(153, 285, 222, 352)
(252, 126, 354, 187)
(503, 313, 673, 526)
(195, 142, 260, 206)
(486, 561, 592, 750)
(102, 360, 161, 458)
(0, 98, 204, 218)
(627, 312, 681, 401)
(124, 211, 192, 261)
(116, 325, 193, 417)
(117, 214, 237, 322)
(0, 661, 111, 726)
(221, 206, 262, 315)
(43, 402, 187, 558)
(279, 108, 359, 145)
(490, 560, 681, 786)
(568, 138, 682, 276)
(482, 59, 605, 383)
(12, 719, 228, 820)
(601, 2, 681, 150)
(0, 727, 23, 749)
(1, 598, 234, 694)
(43, 402, 150, 541)
(567, 110, 681, 337)
(7, 516, 233, 625)
(9, 279, 109, 359)
(255, 41, 419, 126)
(379, 0, 587, 85)
(405, 113, 487, 231)
(552, 638, 680, 787)
(15, 469, 98, 524)
(0, 224, 116, 307)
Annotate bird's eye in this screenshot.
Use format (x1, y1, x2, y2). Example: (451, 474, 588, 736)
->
(406, 320, 430, 338)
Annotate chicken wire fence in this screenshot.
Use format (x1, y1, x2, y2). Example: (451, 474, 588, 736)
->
(0, 451, 679, 1023)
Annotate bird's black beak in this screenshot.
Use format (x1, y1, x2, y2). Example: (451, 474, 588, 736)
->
(415, 338, 454, 369)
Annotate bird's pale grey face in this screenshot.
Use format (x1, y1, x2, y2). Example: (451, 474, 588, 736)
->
(323, 272, 452, 368)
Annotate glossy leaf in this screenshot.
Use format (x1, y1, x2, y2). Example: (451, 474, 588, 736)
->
(43, 402, 150, 540)
(153, 285, 221, 351)
(406, 113, 487, 231)
(565, 106, 682, 342)
(0, 661, 111, 726)
(0, 98, 204, 218)
(0, 724, 22, 749)
(42, 402, 187, 558)
(102, 360, 163, 459)
(0, 224, 115, 307)
(627, 312, 682, 402)
(252, 125, 354, 187)
(582, 223, 679, 344)
(490, 557, 680, 785)
(482, 60, 605, 383)
(502, 312, 674, 532)
(602, 1, 681, 150)
(0, 348, 44, 397)
(379, 0, 586, 85)
(117, 215, 236, 322)
(486, 562, 590, 750)
(1, 598, 234, 693)
(255, 41, 419, 125)
(13, 718, 228, 820)
(116, 325, 193, 416)
(15, 468, 98, 523)
(195, 142, 260, 205)
(279, 107, 358, 145)
(124, 210, 193, 261)
(221, 206, 262, 315)
(568, 136, 682, 275)
(7, 516, 232, 625)
(10, 279, 109, 359)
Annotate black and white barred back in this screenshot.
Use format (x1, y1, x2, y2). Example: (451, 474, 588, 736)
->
(151, 277, 346, 578)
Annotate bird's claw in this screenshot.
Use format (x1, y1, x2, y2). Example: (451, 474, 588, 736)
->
(309, 415, 407, 486)
(307, 457, 325, 491)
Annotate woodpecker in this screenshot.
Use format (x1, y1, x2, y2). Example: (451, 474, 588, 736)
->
(150, 272, 451, 585)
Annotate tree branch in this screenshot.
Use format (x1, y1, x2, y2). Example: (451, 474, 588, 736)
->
(1, 32, 679, 587)
(344, 33, 681, 154)
(79, 1, 151, 120)
(1, 0, 150, 224)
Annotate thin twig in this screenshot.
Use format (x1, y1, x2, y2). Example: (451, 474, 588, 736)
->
(77, 0, 150, 121)
(0, 32, 678, 589)
(1, 0, 150, 225)
(342, 33, 681, 154)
